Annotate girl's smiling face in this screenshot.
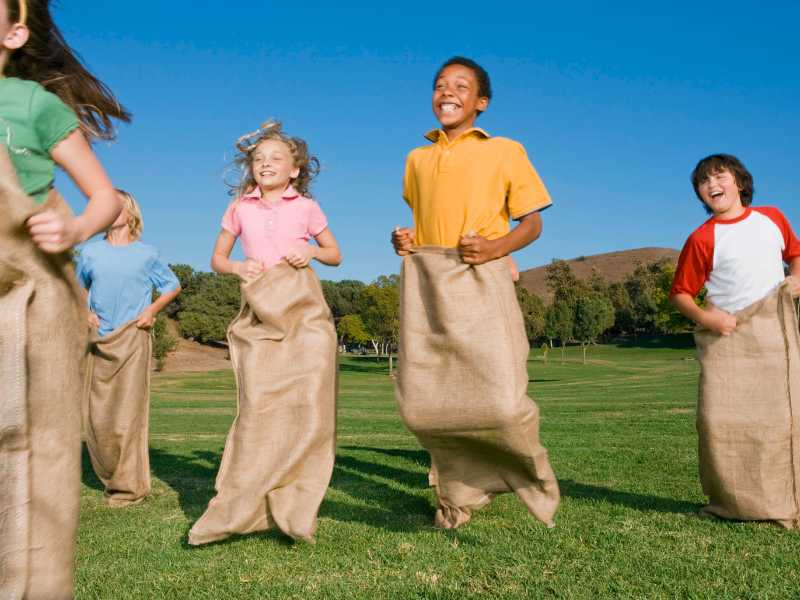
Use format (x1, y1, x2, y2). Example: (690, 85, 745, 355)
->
(251, 139, 299, 193)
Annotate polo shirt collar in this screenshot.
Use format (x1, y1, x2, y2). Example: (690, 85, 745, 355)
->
(242, 185, 301, 201)
(424, 127, 491, 144)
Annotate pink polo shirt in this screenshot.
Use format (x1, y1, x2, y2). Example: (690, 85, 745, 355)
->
(221, 185, 329, 269)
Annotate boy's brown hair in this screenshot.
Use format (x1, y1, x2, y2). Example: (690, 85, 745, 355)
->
(5, 0, 131, 140)
(691, 154, 754, 214)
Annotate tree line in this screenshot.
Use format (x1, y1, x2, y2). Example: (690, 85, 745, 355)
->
(158, 259, 691, 364)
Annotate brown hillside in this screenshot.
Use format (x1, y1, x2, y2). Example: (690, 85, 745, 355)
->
(155, 318, 231, 373)
(518, 247, 680, 301)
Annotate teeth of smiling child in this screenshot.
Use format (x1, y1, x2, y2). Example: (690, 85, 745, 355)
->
(441, 104, 458, 113)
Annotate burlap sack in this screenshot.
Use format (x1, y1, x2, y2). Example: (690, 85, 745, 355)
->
(0, 148, 86, 599)
(396, 247, 560, 528)
(695, 278, 800, 527)
(84, 320, 153, 507)
(188, 262, 337, 545)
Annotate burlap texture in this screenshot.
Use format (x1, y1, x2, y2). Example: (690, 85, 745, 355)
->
(396, 247, 560, 528)
(695, 278, 800, 527)
(84, 320, 153, 507)
(0, 148, 86, 599)
(188, 263, 337, 545)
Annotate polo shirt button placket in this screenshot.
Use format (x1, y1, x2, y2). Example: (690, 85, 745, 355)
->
(264, 203, 277, 233)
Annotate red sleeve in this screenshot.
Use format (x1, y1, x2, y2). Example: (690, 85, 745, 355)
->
(670, 222, 714, 298)
(754, 206, 800, 262)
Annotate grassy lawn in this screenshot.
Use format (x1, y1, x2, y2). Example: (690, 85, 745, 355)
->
(76, 338, 800, 599)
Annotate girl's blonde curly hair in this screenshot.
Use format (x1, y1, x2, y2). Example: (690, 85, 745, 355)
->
(229, 120, 320, 199)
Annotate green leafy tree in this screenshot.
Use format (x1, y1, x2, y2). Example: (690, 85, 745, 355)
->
(152, 314, 178, 371)
(336, 314, 370, 347)
(359, 279, 400, 356)
(165, 264, 197, 318)
(177, 273, 241, 343)
(545, 259, 586, 307)
(574, 292, 614, 363)
(546, 301, 574, 361)
(321, 279, 367, 320)
(516, 285, 546, 343)
(624, 260, 691, 335)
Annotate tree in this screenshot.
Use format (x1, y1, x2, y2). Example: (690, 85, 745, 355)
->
(177, 273, 241, 343)
(152, 314, 178, 371)
(545, 259, 586, 307)
(573, 292, 614, 364)
(336, 314, 370, 347)
(516, 286, 546, 343)
(623, 260, 691, 335)
(165, 263, 197, 319)
(321, 279, 366, 320)
(545, 301, 574, 362)
(359, 279, 400, 357)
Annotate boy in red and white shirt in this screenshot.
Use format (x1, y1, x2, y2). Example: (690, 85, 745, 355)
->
(671, 154, 800, 329)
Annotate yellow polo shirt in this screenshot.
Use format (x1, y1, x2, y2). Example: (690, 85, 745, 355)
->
(403, 127, 552, 247)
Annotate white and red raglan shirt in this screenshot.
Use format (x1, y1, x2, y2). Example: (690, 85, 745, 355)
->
(670, 206, 800, 313)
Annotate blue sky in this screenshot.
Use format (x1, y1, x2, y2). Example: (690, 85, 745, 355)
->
(57, 1, 800, 282)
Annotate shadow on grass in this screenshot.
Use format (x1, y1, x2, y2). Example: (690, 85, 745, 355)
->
(80, 443, 104, 492)
(323, 448, 433, 531)
(560, 479, 699, 514)
(612, 333, 696, 350)
(149, 447, 221, 521)
(338, 362, 388, 375)
(147, 443, 433, 534)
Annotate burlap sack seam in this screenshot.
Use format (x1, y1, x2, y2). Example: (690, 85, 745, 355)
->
(777, 281, 800, 518)
(0, 274, 34, 599)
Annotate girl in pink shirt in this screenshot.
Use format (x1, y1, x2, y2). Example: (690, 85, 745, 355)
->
(189, 121, 340, 545)
(212, 121, 341, 277)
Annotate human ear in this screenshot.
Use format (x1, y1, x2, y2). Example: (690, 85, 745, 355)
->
(290, 167, 300, 180)
(4, 23, 30, 50)
(477, 96, 489, 112)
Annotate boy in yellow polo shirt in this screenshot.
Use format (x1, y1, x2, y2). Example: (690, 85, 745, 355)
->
(391, 56, 560, 529)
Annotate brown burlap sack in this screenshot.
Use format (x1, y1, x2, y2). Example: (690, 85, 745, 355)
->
(0, 148, 86, 599)
(695, 278, 800, 527)
(188, 262, 337, 545)
(396, 247, 560, 529)
(84, 320, 153, 507)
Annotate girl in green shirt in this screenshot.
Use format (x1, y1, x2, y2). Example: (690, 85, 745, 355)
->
(1, 2, 131, 598)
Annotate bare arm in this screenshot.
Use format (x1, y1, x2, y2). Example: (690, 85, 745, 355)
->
(285, 227, 342, 268)
(26, 130, 121, 253)
(459, 211, 543, 265)
(671, 292, 736, 336)
(136, 286, 182, 329)
(211, 229, 263, 282)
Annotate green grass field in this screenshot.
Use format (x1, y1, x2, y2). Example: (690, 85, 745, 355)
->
(76, 339, 800, 599)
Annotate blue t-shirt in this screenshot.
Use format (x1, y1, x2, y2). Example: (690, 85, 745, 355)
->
(76, 240, 180, 337)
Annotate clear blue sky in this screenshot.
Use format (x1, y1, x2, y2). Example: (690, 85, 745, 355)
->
(57, 1, 800, 282)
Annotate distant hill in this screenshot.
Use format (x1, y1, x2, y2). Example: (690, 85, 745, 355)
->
(518, 247, 680, 301)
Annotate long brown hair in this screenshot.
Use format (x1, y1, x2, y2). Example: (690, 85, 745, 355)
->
(229, 120, 320, 198)
(5, 0, 131, 140)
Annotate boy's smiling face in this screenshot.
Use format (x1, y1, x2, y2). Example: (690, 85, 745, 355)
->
(432, 64, 489, 138)
(697, 169, 744, 219)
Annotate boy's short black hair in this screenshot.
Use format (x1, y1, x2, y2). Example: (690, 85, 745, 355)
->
(433, 56, 492, 100)
(691, 154, 754, 214)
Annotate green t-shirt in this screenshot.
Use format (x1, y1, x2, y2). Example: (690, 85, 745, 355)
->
(0, 77, 79, 203)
